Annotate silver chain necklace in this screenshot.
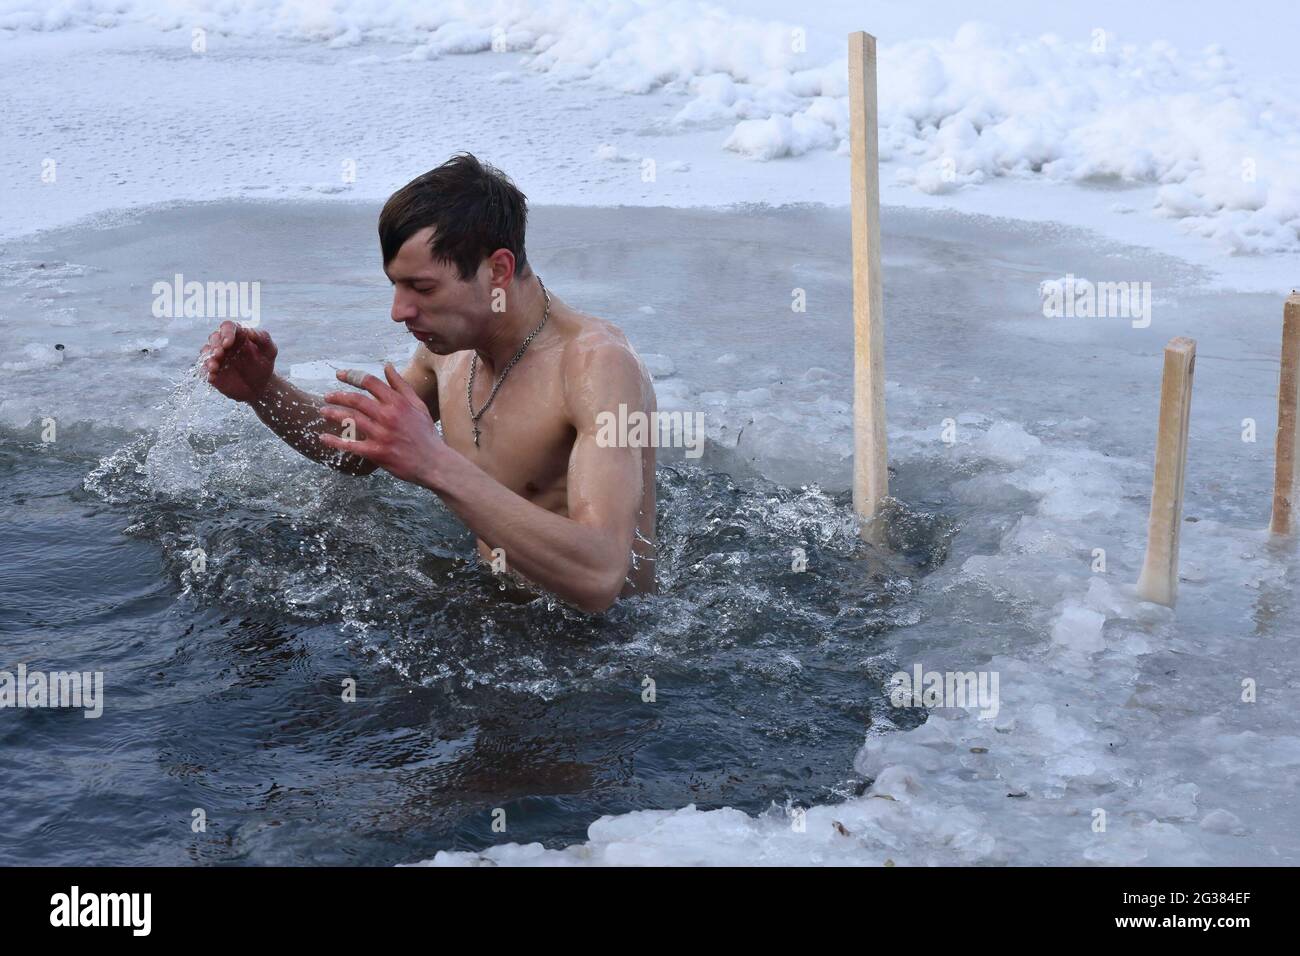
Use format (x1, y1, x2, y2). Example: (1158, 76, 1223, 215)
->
(467, 277, 550, 448)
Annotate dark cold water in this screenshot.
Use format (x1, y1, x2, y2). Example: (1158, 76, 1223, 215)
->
(0, 201, 972, 865)
(0, 382, 949, 864)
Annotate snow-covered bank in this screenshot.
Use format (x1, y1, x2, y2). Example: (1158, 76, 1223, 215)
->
(3, 1, 1300, 271)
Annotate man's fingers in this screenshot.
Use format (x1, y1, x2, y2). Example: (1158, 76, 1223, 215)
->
(317, 432, 378, 457)
(204, 322, 251, 364)
(323, 390, 384, 418)
(201, 324, 268, 383)
(336, 368, 392, 401)
(248, 328, 276, 355)
(321, 402, 380, 435)
(383, 363, 419, 402)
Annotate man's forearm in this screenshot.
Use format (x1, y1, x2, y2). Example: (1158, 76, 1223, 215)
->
(250, 373, 375, 475)
(421, 451, 630, 612)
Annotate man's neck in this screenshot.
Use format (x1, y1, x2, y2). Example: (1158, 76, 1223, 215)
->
(475, 273, 547, 375)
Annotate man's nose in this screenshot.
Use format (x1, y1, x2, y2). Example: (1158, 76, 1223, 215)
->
(391, 288, 419, 323)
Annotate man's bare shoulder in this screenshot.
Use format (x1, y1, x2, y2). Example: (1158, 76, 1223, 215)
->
(555, 305, 654, 413)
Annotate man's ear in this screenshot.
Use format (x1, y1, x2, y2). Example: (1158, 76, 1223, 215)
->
(487, 248, 516, 290)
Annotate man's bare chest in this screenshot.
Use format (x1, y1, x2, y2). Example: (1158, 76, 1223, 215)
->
(434, 354, 574, 504)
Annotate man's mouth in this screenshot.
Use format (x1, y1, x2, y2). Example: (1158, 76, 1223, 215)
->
(408, 328, 434, 343)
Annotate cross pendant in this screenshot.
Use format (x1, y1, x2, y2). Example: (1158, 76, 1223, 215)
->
(472, 425, 481, 448)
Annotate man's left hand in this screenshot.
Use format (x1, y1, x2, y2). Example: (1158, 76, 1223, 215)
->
(319, 364, 446, 487)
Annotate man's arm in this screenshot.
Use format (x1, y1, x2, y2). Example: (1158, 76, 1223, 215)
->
(200, 320, 439, 476)
(249, 373, 381, 476)
(428, 342, 647, 612)
(317, 345, 648, 613)
(251, 359, 438, 476)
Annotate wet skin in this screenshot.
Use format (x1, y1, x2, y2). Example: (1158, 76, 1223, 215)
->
(199, 228, 656, 612)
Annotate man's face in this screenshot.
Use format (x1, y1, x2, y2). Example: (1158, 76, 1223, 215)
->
(385, 226, 490, 354)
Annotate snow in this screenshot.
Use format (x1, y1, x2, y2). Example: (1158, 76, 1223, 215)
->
(3, 1, 1300, 274)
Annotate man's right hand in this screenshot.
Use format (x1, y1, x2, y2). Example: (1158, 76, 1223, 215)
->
(200, 321, 277, 403)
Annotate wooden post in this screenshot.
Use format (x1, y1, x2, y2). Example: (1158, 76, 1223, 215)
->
(1268, 292, 1300, 535)
(848, 31, 888, 537)
(1136, 337, 1197, 606)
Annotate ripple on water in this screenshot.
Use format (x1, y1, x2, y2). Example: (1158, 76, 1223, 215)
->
(32, 370, 961, 861)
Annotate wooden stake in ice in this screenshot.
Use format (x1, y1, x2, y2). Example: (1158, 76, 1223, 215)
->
(848, 31, 888, 537)
(1268, 293, 1300, 535)
(1136, 337, 1197, 607)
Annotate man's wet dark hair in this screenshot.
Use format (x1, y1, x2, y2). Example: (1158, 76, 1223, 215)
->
(379, 153, 529, 281)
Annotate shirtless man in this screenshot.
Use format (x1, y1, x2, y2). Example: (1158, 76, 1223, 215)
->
(199, 153, 656, 612)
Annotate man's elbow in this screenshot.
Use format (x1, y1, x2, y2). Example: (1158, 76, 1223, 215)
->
(571, 566, 625, 614)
